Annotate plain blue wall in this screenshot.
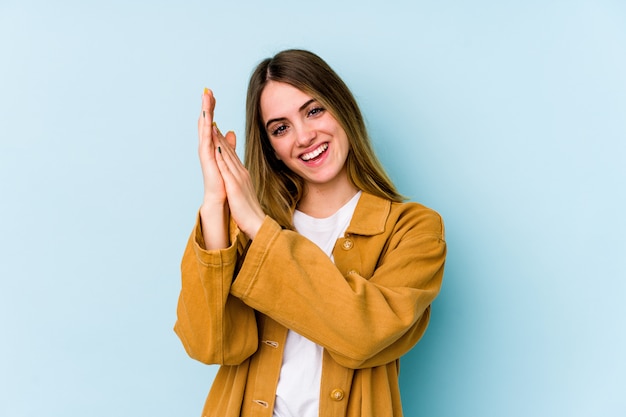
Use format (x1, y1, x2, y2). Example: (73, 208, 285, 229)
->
(1, 1, 624, 416)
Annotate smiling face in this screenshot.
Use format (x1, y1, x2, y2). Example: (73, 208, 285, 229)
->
(260, 81, 352, 192)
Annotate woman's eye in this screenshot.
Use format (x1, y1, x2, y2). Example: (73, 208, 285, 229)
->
(271, 125, 288, 136)
(307, 107, 324, 117)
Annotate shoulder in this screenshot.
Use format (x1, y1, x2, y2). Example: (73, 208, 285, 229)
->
(389, 200, 445, 239)
(351, 192, 445, 240)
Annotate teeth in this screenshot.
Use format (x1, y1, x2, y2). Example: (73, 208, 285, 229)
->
(301, 143, 328, 161)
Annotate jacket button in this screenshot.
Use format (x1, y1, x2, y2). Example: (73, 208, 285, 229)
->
(342, 239, 353, 250)
(330, 388, 344, 401)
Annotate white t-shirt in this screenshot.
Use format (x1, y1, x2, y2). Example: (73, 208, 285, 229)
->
(273, 191, 361, 417)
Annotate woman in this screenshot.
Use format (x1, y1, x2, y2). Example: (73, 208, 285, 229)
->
(175, 49, 446, 417)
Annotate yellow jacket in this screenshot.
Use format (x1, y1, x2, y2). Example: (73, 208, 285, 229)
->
(175, 192, 446, 417)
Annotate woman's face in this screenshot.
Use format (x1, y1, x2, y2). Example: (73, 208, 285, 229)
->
(260, 81, 351, 190)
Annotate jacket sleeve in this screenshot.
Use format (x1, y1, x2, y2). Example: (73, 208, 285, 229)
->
(173, 214, 258, 365)
(229, 203, 446, 369)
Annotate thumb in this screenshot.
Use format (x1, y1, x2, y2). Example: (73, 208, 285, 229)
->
(225, 130, 237, 150)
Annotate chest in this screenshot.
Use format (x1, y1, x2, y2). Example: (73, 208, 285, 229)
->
(332, 232, 390, 279)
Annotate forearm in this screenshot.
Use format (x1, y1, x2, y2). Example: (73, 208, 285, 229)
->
(174, 224, 258, 365)
(199, 201, 230, 250)
(230, 213, 446, 367)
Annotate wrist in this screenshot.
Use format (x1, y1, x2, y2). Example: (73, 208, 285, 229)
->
(242, 212, 265, 241)
(198, 202, 231, 250)
(200, 199, 228, 215)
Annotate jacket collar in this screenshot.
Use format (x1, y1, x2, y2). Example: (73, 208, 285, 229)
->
(345, 192, 391, 236)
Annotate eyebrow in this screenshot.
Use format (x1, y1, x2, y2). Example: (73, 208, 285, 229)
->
(265, 99, 317, 130)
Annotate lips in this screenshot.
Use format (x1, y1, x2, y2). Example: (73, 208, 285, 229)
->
(300, 143, 329, 161)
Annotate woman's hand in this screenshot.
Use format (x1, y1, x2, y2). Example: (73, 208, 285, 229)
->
(197, 88, 264, 242)
(213, 126, 266, 240)
(198, 88, 226, 206)
(197, 88, 234, 249)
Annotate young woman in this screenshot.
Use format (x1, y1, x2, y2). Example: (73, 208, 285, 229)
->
(175, 49, 446, 417)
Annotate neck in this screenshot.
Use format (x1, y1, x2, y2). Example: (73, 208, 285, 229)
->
(297, 178, 359, 218)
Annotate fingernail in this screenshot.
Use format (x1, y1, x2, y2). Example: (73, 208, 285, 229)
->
(218, 146, 222, 154)
(203, 87, 209, 95)
(203, 110, 205, 118)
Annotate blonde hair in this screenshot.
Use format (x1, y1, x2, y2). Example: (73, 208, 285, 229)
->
(244, 49, 404, 229)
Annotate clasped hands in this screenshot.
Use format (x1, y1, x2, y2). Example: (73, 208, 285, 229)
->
(198, 88, 265, 243)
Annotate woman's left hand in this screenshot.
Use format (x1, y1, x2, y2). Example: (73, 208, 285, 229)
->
(213, 126, 266, 240)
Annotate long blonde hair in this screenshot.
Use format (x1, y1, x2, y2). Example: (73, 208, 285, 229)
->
(244, 49, 403, 229)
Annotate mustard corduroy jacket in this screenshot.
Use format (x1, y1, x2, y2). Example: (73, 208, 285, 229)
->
(174, 192, 446, 417)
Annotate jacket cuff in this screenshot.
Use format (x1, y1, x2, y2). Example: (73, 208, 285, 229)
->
(192, 211, 239, 267)
(230, 215, 281, 298)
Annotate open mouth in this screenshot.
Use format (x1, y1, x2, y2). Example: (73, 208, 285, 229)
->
(300, 143, 329, 162)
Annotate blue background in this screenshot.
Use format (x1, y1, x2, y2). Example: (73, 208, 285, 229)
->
(1, 1, 624, 416)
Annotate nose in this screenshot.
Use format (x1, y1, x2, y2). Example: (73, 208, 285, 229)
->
(295, 123, 316, 147)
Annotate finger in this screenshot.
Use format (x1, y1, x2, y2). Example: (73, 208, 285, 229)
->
(224, 130, 237, 150)
(216, 140, 251, 192)
(200, 88, 216, 122)
(214, 143, 236, 188)
(211, 124, 234, 159)
(212, 121, 225, 143)
(198, 89, 216, 143)
(199, 89, 219, 158)
(216, 132, 246, 173)
(211, 123, 236, 150)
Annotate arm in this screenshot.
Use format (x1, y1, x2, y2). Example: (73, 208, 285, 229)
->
(197, 88, 238, 249)
(230, 202, 446, 369)
(174, 215, 258, 365)
(174, 89, 259, 364)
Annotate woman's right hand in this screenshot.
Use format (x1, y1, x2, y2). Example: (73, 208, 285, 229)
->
(198, 88, 226, 206)
(197, 88, 233, 249)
